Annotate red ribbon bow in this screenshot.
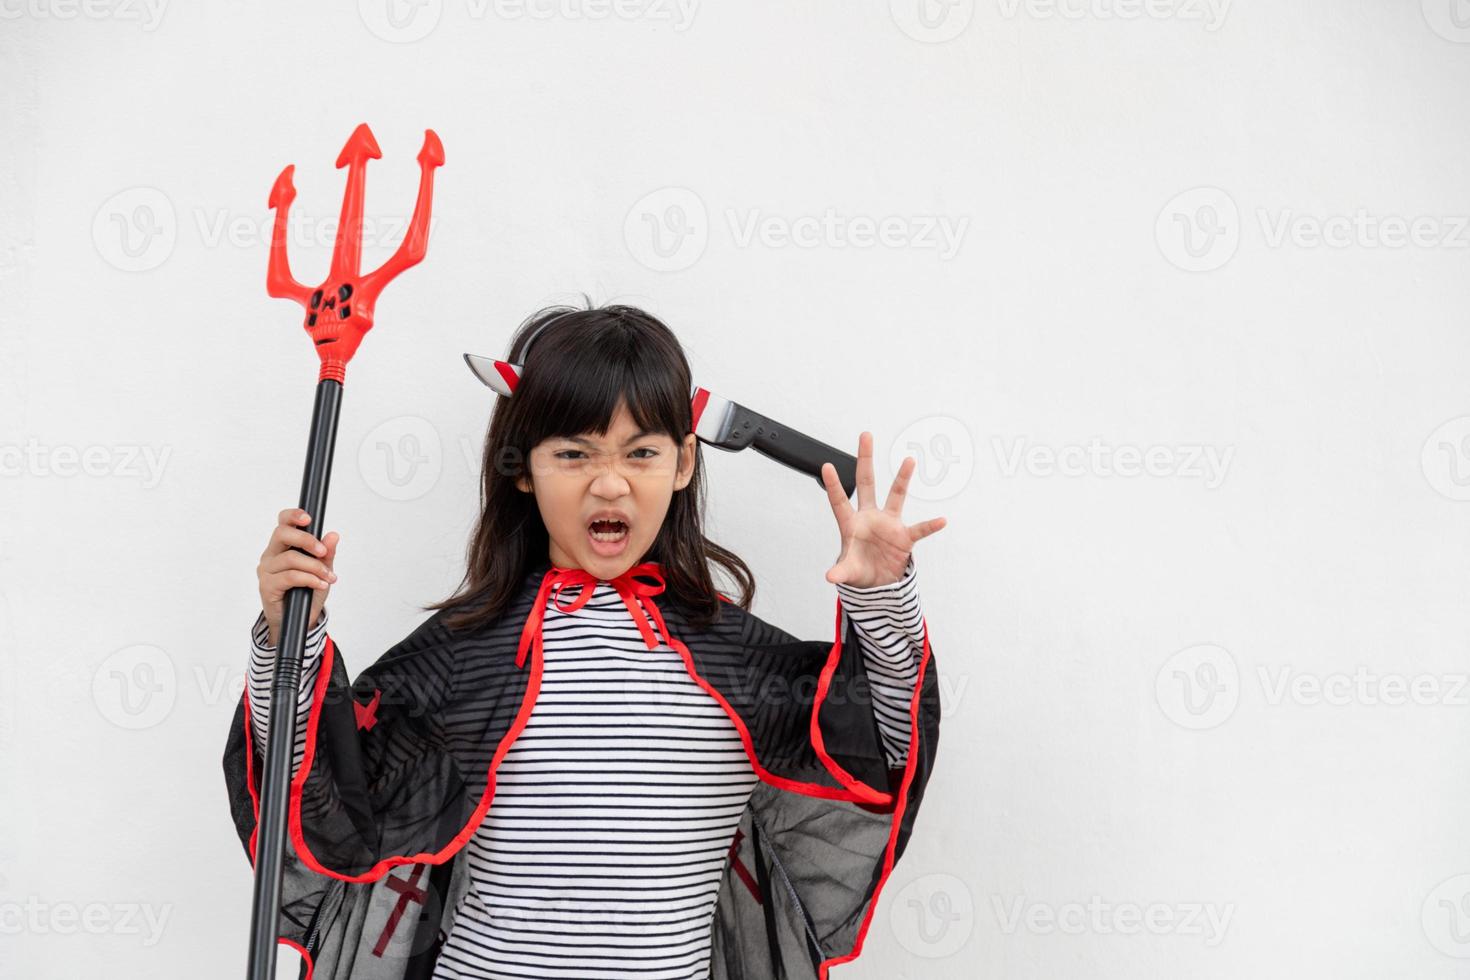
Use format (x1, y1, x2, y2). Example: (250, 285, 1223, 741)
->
(515, 561, 670, 669)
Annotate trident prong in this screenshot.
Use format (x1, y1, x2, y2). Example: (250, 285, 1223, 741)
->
(264, 165, 311, 305)
(329, 123, 381, 283)
(361, 129, 444, 298)
(265, 123, 444, 383)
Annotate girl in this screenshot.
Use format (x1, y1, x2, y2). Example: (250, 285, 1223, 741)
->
(227, 303, 946, 980)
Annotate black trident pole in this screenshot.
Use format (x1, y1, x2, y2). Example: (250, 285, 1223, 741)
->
(246, 122, 443, 980)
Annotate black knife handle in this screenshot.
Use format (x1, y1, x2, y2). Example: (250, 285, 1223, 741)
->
(716, 403, 858, 497)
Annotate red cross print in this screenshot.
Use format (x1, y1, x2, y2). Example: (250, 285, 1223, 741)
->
(727, 828, 762, 904)
(355, 688, 381, 731)
(371, 863, 429, 957)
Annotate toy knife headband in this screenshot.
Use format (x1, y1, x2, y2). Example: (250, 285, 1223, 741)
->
(462, 353, 860, 498)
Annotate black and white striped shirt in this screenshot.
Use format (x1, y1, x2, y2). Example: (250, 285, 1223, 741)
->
(247, 559, 927, 979)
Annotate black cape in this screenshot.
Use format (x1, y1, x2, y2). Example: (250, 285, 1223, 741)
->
(222, 557, 941, 979)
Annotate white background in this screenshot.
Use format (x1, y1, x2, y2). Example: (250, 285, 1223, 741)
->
(4, 1, 1470, 977)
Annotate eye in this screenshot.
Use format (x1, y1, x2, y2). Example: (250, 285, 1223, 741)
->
(630, 447, 658, 459)
(553, 450, 586, 460)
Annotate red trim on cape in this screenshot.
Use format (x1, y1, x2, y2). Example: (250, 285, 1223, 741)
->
(242, 629, 546, 885)
(816, 606, 934, 978)
(240, 561, 933, 977)
(280, 937, 315, 980)
(662, 618, 889, 805)
(240, 699, 321, 978)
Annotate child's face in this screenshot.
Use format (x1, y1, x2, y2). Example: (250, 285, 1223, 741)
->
(517, 399, 697, 580)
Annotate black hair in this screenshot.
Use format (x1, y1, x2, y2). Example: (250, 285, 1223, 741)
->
(425, 296, 755, 632)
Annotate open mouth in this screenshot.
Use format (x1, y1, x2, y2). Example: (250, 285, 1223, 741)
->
(588, 519, 628, 541)
(587, 519, 630, 555)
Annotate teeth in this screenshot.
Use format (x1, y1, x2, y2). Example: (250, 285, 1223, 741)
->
(590, 520, 627, 541)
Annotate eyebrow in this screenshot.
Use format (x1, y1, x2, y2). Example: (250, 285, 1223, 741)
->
(561, 430, 659, 447)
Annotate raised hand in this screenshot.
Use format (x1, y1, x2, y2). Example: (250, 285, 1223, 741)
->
(820, 431, 948, 589)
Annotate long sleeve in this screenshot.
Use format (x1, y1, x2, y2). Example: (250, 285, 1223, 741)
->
(246, 607, 331, 778)
(834, 555, 925, 769)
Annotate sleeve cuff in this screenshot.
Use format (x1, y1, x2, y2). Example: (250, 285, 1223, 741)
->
(251, 607, 329, 652)
(834, 555, 918, 608)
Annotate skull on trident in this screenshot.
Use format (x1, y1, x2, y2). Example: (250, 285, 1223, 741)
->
(265, 122, 444, 382)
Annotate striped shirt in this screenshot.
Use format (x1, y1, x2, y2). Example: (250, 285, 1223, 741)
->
(246, 558, 927, 979)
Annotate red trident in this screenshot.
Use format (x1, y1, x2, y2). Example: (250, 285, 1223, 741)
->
(246, 124, 443, 980)
(266, 123, 444, 382)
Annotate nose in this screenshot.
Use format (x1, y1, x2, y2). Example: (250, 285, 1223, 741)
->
(589, 459, 632, 496)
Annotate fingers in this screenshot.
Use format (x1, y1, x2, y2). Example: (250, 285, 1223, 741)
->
(824, 558, 851, 585)
(855, 431, 876, 510)
(321, 530, 341, 572)
(821, 462, 853, 536)
(262, 550, 338, 588)
(265, 510, 331, 559)
(267, 569, 335, 596)
(884, 455, 915, 515)
(908, 515, 948, 543)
